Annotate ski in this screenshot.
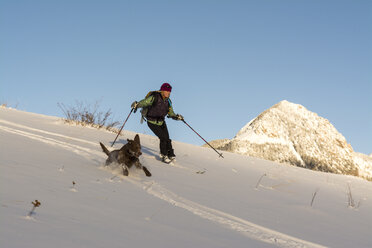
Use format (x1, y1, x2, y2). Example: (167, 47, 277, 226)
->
(158, 155, 176, 165)
(163, 158, 176, 165)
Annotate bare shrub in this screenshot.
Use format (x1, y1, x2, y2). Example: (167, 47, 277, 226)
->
(58, 100, 120, 131)
(0, 101, 18, 108)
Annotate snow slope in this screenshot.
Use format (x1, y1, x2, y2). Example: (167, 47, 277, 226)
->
(1, 107, 371, 248)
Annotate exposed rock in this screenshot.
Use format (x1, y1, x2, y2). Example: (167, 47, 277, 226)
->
(208, 100, 371, 180)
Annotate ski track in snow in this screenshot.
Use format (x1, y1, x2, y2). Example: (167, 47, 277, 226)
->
(0, 119, 98, 146)
(0, 120, 326, 248)
(0, 120, 102, 159)
(131, 178, 326, 248)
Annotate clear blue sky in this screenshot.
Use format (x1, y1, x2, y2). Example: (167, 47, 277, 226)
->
(1, 0, 371, 154)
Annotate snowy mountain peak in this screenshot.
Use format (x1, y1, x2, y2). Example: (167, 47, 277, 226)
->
(211, 100, 372, 180)
(236, 100, 330, 141)
(273, 99, 303, 110)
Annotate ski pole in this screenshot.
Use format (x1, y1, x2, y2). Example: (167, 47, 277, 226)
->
(111, 108, 135, 147)
(182, 119, 224, 158)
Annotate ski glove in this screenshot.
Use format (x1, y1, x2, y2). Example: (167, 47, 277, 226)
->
(131, 101, 139, 109)
(175, 114, 184, 121)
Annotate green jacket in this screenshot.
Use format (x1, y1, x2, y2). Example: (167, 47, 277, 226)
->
(138, 91, 177, 125)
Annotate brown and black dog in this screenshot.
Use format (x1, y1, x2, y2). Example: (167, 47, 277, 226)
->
(99, 134, 151, 177)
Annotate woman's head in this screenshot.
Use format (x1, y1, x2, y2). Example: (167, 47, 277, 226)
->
(160, 83, 172, 98)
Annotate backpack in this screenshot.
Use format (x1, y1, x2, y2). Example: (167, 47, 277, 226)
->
(140, 91, 172, 124)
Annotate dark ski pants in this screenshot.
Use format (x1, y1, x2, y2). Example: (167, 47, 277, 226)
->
(147, 121, 175, 157)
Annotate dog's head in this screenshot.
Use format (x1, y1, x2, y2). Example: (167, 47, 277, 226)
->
(125, 134, 142, 158)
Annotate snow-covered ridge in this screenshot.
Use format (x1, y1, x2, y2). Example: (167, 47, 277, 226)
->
(210, 100, 372, 181)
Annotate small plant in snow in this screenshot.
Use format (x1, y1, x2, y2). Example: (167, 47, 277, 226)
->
(347, 183, 361, 209)
(310, 188, 319, 207)
(70, 181, 78, 192)
(196, 169, 206, 174)
(28, 200, 41, 217)
(255, 173, 267, 189)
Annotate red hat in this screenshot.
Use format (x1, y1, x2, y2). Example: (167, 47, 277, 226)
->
(160, 83, 172, 92)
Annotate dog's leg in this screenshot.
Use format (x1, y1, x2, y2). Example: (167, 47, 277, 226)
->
(122, 165, 129, 176)
(142, 166, 152, 177)
(134, 160, 142, 169)
(134, 160, 151, 177)
(134, 161, 151, 177)
(105, 159, 110, 166)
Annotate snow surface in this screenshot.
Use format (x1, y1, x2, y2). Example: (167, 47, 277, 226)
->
(1, 107, 371, 248)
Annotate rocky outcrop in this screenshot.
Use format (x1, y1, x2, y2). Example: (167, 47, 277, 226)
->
(209, 100, 372, 180)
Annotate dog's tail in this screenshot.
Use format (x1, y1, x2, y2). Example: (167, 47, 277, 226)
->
(99, 142, 110, 156)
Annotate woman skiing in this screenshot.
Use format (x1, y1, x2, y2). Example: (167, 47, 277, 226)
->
(131, 83, 183, 163)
